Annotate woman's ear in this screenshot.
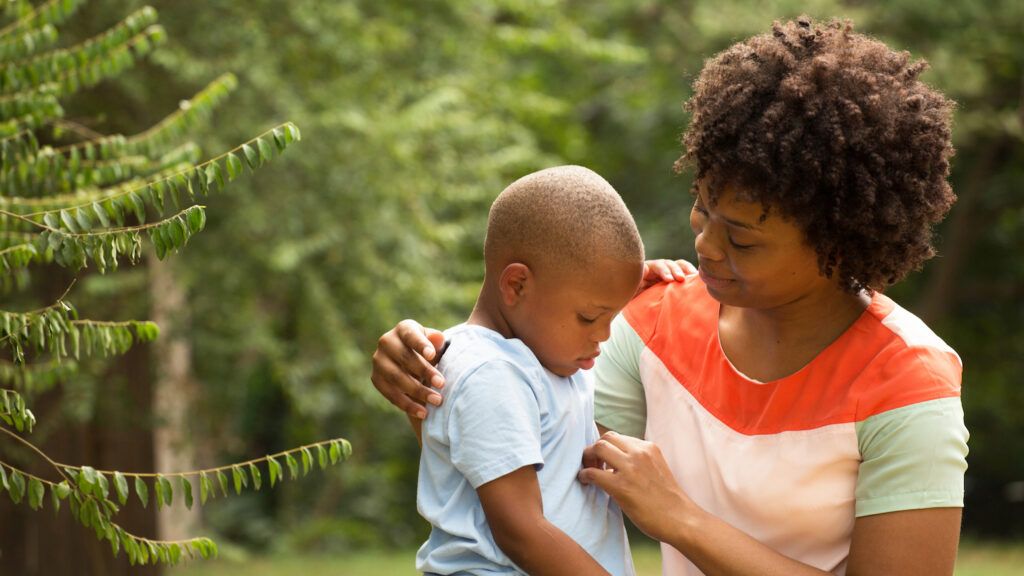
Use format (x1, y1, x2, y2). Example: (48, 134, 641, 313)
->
(498, 262, 532, 306)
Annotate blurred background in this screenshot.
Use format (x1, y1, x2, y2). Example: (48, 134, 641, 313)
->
(0, 0, 1020, 574)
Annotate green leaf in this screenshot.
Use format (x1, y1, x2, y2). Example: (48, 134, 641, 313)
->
(80, 466, 97, 492)
(54, 481, 70, 500)
(216, 470, 229, 497)
(9, 470, 25, 504)
(272, 127, 286, 151)
(154, 475, 165, 509)
(248, 463, 261, 491)
(27, 477, 44, 510)
(74, 207, 93, 232)
(50, 484, 61, 513)
(134, 476, 148, 508)
(0, 464, 8, 491)
(301, 447, 312, 475)
(199, 472, 211, 505)
(186, 206, 205, 233)
(158, 475, 173, 507)
(268, 457, 281, 488)
(242, 143, 259, 169)
(181, 476, 193, 510)
(329, 441, 340, 464)
(113, 472, 128, 505)
(257, 137, 273, 163)
(167, 218, 184, 247)
(317, 444, 328, 470)
(205, 162, 224, 192)
(225, 153, 242, 181)
(59, 209, 79, 233)
(129, 190, 147, 223)
(285, 453, 299, 480)
(93, 203, 111, 228)
(95, 471, 110, 499)
(284, 123, 300, 143)
(231, 465, 246, 494)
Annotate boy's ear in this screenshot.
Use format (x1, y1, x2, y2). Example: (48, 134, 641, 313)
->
(498, 263, 532, 306)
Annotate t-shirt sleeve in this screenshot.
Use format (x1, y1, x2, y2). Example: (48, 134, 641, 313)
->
(448, 360, 544, 489)
(854, 397, 969, 517)
(593, 313, 647, 438)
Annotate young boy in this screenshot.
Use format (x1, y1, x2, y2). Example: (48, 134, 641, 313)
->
(414, 165, 643, 575)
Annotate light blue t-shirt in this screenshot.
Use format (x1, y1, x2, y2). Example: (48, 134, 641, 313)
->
(416, 324, 634, 576)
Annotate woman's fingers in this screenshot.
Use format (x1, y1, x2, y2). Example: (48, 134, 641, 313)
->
(581, 431, 631, 470)
(637, 259, 698, 295)
(371, 320, 449, 418)
(671, 258, 697, 277)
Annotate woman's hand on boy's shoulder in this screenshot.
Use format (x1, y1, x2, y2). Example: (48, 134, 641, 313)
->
(637, 259, 696, 296)
(371, 319, 447, 420)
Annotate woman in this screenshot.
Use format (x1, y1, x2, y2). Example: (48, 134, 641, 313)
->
(371, 17, 967, 576)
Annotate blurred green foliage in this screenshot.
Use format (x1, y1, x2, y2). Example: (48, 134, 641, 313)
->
(58, 0, 1024, 549)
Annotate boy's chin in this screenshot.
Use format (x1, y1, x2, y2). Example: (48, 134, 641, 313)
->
(546, 364, 581, 378)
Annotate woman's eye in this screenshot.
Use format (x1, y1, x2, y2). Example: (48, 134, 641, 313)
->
(577, 314, 597, 324)
(729, 237, 754, 250)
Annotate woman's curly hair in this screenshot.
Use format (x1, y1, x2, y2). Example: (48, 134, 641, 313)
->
(678, 16, 956, 292)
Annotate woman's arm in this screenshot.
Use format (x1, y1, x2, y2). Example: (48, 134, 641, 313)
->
(369, 259, 694, 420)
(578, 432, 960, 576)
(478, 466, 611, 576)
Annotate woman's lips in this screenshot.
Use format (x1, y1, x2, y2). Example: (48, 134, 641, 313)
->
(699, 267, 735, 290)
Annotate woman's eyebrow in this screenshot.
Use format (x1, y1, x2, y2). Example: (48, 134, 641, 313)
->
(723, 215, 760, 231)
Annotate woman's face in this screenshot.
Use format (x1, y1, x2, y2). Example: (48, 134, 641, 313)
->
(689, 181, 838, 309)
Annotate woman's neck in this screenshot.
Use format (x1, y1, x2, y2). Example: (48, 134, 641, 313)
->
(718, 288, 871, 382)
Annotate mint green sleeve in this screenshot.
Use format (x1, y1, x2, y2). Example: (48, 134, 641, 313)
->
(854, 397, 969, 517)
(593, 313, 647, 438)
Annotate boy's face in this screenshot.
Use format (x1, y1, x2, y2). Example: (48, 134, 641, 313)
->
(509, 257, 642, 377)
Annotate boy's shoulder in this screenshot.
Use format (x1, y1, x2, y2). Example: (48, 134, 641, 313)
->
(439, 324, 545, 389)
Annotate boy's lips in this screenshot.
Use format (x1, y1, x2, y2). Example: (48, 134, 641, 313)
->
(576, 352, 600, 370)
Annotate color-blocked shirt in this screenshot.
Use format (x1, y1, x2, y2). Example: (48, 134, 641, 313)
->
(594, 276, 968, 575)
(417, 324, 635, 576)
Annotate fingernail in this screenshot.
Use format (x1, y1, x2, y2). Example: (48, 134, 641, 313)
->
(431, 375, 445, 389)
(423, 346, 435, 360)
(428, 394, 442, 406)
(416, 409, 427, 419)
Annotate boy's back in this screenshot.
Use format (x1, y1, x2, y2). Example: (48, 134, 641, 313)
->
(416, 323, 633, 575)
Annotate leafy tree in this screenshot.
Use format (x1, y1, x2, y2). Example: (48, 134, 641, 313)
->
(0, 0, 351, 568)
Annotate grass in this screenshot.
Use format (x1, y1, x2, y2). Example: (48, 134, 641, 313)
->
(168, 540, 1024, 575)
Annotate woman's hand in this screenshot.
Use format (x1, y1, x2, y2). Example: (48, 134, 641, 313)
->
(637, 259, 696, 296)
(578, 431, 693, 544)
(370, 319, 447, 420)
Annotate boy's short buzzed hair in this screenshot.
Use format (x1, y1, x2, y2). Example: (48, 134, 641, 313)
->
(484, 165, 644, 274)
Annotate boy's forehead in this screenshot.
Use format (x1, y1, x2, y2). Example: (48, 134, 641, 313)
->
(535, 257, 642, 302)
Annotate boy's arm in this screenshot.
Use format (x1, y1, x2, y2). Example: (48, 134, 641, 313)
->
(477, 465, 611, 576)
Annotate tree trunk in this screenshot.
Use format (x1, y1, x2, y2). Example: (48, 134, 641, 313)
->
(915, 141, 1004, 324)
(149, 255, 202, 541)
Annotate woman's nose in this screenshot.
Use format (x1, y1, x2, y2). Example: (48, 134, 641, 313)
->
(694, 226, 725, 262)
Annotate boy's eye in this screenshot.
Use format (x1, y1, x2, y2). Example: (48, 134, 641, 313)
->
(577, 314, 597, 324)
